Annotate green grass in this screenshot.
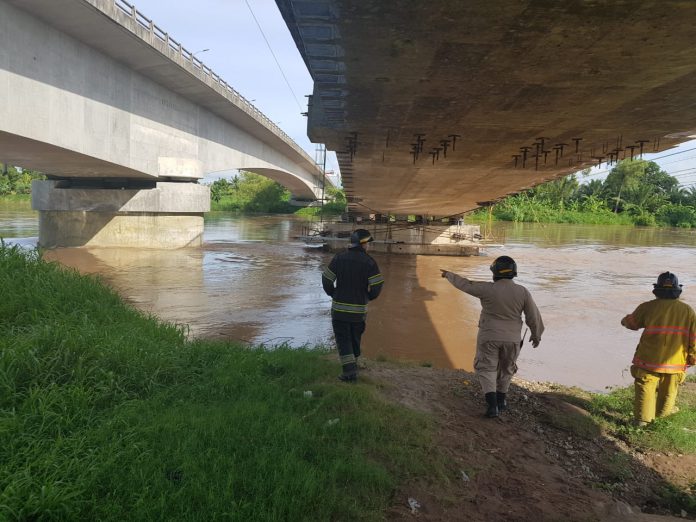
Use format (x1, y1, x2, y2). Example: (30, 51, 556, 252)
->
(585, 383, 696, 454)
(0, 194, 31, 203)
(0, 244, 440, 521)
(467, 204, 635, 226)
(294, 202, 345, 218)
(541, 382, 696, 514)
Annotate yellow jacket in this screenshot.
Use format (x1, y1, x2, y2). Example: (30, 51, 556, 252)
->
(622, 298, 696, 373)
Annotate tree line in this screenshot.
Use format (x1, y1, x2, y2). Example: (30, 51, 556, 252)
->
(208, 171, 346, 215)
(0, 165, 45, 196)
(483, 159, 696, 227)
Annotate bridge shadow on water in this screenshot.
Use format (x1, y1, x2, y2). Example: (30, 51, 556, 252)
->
(363, 252, 482, 370)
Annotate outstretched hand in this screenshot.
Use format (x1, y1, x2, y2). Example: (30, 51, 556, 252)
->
(440, 269, 449, 278)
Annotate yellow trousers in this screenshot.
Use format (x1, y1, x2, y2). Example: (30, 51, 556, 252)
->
(631, 366, 685, 423)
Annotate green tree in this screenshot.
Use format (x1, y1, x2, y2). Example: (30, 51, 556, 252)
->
(530, 174, 579, 209)
(576, 179, 606, 201)
(604, 160, 677, 213)
(684, 186, 696, 207)
(604, 160, 646, 212)
(210, 178, 233, 202)
(234, 171, 288, 212)
(0, 164, 45, 195)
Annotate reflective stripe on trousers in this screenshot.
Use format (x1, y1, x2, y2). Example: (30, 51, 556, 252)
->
(332, 319, 366, 377)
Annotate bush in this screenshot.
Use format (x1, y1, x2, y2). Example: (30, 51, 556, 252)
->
(632, 213, 657, 227)
(656, 204, 696, 228)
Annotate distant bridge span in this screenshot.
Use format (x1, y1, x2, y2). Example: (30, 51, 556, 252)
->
(0, 0, 332, 247)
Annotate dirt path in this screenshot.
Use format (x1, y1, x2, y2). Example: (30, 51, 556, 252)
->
(363, 364, 694, 521)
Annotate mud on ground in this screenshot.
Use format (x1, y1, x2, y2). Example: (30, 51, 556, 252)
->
(363, 363, 695, 522)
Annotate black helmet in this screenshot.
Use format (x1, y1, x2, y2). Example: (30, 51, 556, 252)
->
(349, 228, 374, 249)
(653, 271, 682, 299)
(490, 255, 517, 280)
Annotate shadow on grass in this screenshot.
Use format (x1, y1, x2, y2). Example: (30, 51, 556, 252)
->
(516, 381, 696, 516)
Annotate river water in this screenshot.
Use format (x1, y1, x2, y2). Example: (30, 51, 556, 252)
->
(3, 199, 696, 392)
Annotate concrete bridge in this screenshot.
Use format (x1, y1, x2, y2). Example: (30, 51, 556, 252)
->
(276, 0, 696, 217)
(0, 0, 331, 248)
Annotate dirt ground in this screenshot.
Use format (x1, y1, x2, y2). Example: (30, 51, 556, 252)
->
(362, 363, 695, 522)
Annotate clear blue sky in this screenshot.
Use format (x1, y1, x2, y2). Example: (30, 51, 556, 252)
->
(128, 0, 339, 182)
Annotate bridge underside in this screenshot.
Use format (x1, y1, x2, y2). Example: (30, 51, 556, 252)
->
(278, 0, 696, 216)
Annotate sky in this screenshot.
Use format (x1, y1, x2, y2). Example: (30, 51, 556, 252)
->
(581, 139, 696, 188)
(127, 0, 339, 183)
(127, 0, 696, 189)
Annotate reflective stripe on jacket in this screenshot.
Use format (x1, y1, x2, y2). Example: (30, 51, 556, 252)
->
(321, 248, 383, 322)
(624, 298, 696, 373)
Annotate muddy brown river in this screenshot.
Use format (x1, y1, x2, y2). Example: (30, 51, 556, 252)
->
(3, 199, 696, 391)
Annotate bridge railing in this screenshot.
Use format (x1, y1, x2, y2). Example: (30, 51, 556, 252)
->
(111, 0, 318, 170)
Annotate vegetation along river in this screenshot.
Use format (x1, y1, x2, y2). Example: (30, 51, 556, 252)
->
(3, 199, 696, 392)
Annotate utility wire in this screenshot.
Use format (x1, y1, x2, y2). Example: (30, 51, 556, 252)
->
(244, 0, 304, 112)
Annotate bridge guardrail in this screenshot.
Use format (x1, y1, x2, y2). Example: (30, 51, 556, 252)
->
(111, 0, 320, 172)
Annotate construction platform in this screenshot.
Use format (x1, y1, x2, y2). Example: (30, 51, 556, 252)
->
(298, 221, 481, 256)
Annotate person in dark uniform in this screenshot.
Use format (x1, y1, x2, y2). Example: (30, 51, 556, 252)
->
(322, 228, 384, 382)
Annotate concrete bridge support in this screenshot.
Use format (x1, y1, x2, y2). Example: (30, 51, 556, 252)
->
(32, 180, 210, 248)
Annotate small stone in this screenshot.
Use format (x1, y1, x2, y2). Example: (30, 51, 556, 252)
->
(303, 390, 313, 398)
(460, 470, 470, 482)
(609, 501, 633, 516)
(408, 497, 421, 514)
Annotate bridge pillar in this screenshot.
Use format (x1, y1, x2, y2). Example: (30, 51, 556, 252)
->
(32, 180, 210, 249)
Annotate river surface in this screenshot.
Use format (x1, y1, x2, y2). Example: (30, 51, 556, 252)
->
(3, 199, 696, 392)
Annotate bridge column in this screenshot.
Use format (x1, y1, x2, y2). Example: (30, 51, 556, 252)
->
(32, 180, 210, 249)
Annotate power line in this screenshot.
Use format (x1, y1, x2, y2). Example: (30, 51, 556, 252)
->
(654, 154, 696, 167)
(244, 0, 304, 112)
(579, 145, 696, 182)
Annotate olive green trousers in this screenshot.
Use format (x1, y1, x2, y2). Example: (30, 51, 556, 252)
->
(631, 366, 685, 423)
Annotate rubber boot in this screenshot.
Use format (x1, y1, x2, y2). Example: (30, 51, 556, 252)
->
(496, 392, 507, 413)
(338, 362, 358, 383)
(484, 392, 499, 418)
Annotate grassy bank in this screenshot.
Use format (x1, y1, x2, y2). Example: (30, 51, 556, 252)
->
(467, 197, 636, 226)
(538, 380, 696, 513)
(0, 194, 31, 204)
(0, 245, 439, 521)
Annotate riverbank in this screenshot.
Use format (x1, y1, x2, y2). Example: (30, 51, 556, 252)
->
(368, 364, 695, 520)
(1, 245, 694, 520)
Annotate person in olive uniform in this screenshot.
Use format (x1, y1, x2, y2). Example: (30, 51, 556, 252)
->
(441, 256, 544, 417)
(322, 229, 384, 381)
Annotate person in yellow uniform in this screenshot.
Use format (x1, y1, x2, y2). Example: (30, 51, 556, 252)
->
(621, 272, 696, 426)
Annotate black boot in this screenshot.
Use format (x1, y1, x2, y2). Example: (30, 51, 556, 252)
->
(338, 373, 357, 383)
(496, 392, 507, 413)
(484, 392, 499, 418)
(339, 362, 358, 383)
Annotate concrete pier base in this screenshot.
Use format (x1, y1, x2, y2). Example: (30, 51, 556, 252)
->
(32, 180, 210, 249)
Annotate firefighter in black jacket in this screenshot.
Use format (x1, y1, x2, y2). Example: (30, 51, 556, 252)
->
(322, 228, 384, 381)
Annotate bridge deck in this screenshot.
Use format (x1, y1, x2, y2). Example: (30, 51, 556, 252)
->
(278, 0, 696, 215)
